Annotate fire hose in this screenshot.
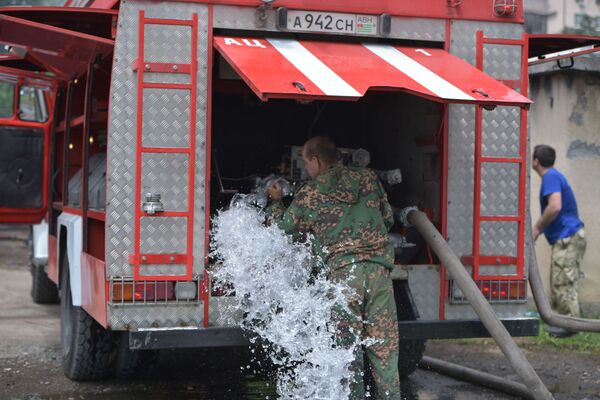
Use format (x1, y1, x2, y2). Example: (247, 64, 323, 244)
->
(528, 237, 600, 332)
(419, 356, 534, 400)
(401, 208, 553, 400)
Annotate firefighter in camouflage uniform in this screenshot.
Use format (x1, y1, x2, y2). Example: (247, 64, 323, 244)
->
(267, 136, 400, 399)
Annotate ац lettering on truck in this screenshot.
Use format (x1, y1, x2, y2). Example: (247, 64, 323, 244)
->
(2, 0, 599, 382)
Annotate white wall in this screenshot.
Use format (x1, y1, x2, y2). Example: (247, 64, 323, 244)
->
(546, 0, 600, 33)
(529, 71, 600, 315)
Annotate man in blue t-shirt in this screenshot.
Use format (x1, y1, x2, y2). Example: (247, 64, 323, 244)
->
(532, 145, 586, 333)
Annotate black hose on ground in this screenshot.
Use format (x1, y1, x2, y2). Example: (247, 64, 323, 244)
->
(528, 240, 600, 332)
(404, 209, 553, 400)
(419, 356, 534, 400)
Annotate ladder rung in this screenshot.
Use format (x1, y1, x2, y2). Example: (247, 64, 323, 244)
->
(144, 17, 194, 26)
(134, 60, 192, 74)
(481, 156, 523, 164)
(142, 82, 192, 90)
(129, 253, 187, 265)
(141, 211, 190, 218)
(142, 147, 192, 154)
(461, 255, 518, 265)
(480, 216, 521, 222)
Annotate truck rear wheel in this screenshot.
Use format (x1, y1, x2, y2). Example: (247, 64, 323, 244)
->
(60, 256, 115, 380)
(30, 263, 59, 304)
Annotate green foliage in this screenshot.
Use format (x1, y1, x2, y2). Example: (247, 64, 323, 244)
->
(0, 82, 14, 119)
(530, 324, 600, 355)
(442, 322, 600, 356)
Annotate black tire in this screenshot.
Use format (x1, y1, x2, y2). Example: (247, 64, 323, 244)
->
(60, 255, 115, 380)
(114, 332, 159, 379)
(398, 339, 426, 378)
(30, 264, 59, 304)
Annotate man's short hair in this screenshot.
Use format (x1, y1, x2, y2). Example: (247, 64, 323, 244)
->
(304, 136, 338, 165)
(533, 144, 556, 168)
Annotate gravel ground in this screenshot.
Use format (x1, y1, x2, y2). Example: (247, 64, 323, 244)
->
(1, 225, 599, 400)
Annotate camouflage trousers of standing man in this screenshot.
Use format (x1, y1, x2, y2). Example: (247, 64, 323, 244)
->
(551, 228, 587, 317)
(329, 262, 401, 400)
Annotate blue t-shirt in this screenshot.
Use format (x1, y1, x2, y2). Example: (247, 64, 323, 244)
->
(540, 168, 583, 245)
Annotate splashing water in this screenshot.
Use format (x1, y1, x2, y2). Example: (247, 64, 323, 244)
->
(210, 203, 361, 400)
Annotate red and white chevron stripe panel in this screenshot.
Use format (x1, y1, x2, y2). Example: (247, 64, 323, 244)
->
(214, 36, 531, 107)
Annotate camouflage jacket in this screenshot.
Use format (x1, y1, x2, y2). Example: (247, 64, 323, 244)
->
(267, 165, 395, 271)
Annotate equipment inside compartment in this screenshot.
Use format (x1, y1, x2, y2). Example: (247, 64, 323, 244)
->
(211, 90, 444, 264)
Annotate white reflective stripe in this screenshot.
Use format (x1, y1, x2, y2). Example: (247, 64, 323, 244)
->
(267, 38, 361, 97)
(58, 212, 83, 306)
(363, 43, 475, 101)
(32, 220, 48, 260)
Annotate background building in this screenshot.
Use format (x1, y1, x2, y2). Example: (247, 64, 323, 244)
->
(526, 0, 600, 34)
(526, 0, 600, 316)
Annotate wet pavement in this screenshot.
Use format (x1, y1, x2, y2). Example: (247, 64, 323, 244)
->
(1, 226, 599, 399)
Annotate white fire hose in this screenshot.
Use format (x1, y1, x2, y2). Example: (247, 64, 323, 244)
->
(401, 208, 553, 400)
(528, 237, 600, 332)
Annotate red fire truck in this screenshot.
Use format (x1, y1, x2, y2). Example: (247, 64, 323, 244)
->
(1, 0, 598, 381)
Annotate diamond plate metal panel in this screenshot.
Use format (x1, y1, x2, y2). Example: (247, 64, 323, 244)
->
(213, 5, 275, 31)
(142, 88, 191, 148)
(138, 263, 187, 277)
(480, 221, 517, 257)
(140, 217, 187, 253)
(141, 153, 189, 211)
(389, 17, 445, 42)
(447, 104, 475, 257)
(213, 5, 445, 42)
(144, 72, 191, 85)
(193, 10, 209, 281)
(444, 21, 529, 320)
(482, 107, 520, 158)
(481, 162, 519, 217)
(107, 0, 209, 293)
(144, 24, 191, 63)
(447, 21, 524, 267)
(106, 0, 211, 329)
(209, 297, 244, 326)
(109, 303, 202, 329)
(450, 21, 522, 66)
(407, 267, 440, 320)
(444, 303, 528, 320)
(483, 44, 522, 81)
(479, 264, 517, 276)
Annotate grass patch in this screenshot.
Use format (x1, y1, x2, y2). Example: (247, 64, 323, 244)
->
(432, 323, 600, 355)
(527, 324, 600, 355)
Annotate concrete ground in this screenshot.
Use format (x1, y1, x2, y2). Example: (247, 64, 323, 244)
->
(1, 225, 599, 400)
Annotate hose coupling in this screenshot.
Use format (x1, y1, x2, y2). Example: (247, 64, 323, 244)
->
(399, 206, 419, 227)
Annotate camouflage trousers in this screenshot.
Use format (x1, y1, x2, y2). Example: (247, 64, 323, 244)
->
(329, 262, 401, 400)
(551, 228, 587, 317)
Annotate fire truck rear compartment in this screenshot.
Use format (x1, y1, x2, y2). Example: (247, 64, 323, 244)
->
(211, 89, 444, 233)
(210, 83, 539, 340)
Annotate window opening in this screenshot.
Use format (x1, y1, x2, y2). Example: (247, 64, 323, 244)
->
(0, 82, 15, 119)
(19, 86, 48, 122)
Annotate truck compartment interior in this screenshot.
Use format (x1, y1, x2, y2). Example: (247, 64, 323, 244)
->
(211, 82, 445, 265)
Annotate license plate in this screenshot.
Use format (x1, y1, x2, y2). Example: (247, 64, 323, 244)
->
(287, 10, 379, 36)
